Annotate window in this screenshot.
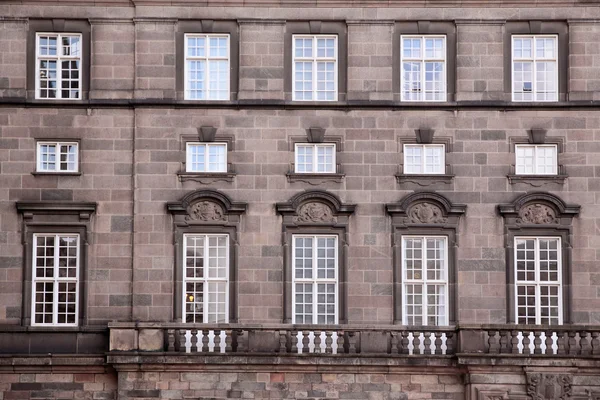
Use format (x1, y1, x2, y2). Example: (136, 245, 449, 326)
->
(184, 34, 230, 100)
(515, 144, 557, 175)
(512, 36, 558, 102)
(293, 235, 338, 324)
(402, 236, 448, 326)
(403, 144, 445, 174)
(293, 35, 337, 101)
(295, 144, 336, 173)
(401, 36, 446, 102)
(32, 234, 79, 326)
(186, 143, 227, 173)
(36, 141, 78, 173)
(183, 234, 229, 323)
(515, 237, 562, 325)
(36, 33, 81, 100)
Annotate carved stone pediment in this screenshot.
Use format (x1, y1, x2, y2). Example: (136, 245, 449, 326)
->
(294, 202, 335, 224)
(526, 373, 572, 400)
(408, 202, 447, 224)
(517, 203, 557, 225)
(186, 201, 226, 222)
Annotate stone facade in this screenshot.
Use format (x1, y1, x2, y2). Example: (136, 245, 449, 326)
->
(1, 1, 600, 399)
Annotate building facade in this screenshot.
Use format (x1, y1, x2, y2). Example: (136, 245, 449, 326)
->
(1, 1, 600, 399)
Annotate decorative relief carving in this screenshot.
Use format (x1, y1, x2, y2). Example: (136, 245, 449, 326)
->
(408, 202, 447, 224)
(294, 202, 335, 223)
(517, 203, 558, 224)
(186, 201, 226, 222)
(526, 373, 572, 400)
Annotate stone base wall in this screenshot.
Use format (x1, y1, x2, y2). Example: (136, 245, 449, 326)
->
(116, 371, 463, 400)
(0, 372, 117, 400)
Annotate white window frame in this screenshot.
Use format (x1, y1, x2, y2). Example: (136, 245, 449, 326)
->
(292, 35, 338, 102)
(35, 33, 82, 100)
(185, 142, 228, 173)
(31, 233, 80, 327)
(402, 235, 449, 326)
(511, 35, 558, 102)
(292, 235, 339, 325)
(182, 234, 230, 324)
(36, 141, 79, 173)
(184, 33, 230, 101)
(403, 144, 445, 175)
(514, 237, 563, 325)
(515, 144, 558, 175)
(294, 143, 336, 174)
(400, 35, 447, 102)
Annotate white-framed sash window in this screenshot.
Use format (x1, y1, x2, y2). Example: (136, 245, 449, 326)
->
(515, 237, 562, 325)
(293, 35, 338, 101)
(184, 34, 230, 100)
(32, 234, 79, 326)
(36, 141, 79, 172)
(401, 35, 446, 102)
(292, 235, 338, 324)
(186, 143, 227, 173)
(295, 143, 336, 173)
(36, 33, 82, 100)
(512, 35, 558, 102)
(183, 234, 229, 323)
(402, 236, 448, 326)
(515, 144, 557, 175)
(403, 144, 445, 174)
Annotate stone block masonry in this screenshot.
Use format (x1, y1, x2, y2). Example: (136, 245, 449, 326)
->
(0, 372, 117, 400)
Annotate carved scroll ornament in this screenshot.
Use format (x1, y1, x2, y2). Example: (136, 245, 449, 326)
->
(526, 373, 572, 400)
(186, 201, 226, 222)
(408, 202, 447, 224)
(517, 203, 558, 225)
(295, 202, 335, 223)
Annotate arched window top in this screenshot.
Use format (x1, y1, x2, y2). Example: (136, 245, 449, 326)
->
(498, 191, 580, 226)
(276, 190, 356, 225)
(386, 191, 466, 225)
(167, 189, 247, 225)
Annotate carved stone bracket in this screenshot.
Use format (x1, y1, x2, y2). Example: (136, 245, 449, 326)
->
(167, 189, 247, 226)
(498, 192, 580, 227)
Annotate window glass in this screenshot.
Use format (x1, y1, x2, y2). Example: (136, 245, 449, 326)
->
(403, 144, 445, 174)
(185, 34, 230, 100)
(37, 142, 78, 173)
(401, 36, 446, 102)
(36, 34, 81, 100)
(293, 35, 337, 101)
(512, 35, 558, 102)
(515, 144, 557, 175)
(186, 143, 227, 173)
(295, 144, 336, 173)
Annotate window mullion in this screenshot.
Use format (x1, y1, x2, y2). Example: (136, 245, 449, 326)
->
(534, 238, 541, 325)
(421, 237, 427, 324)
(313, 37, 317, 100)
(203, 235, 209, 323)
(312, 235, 318, 324)
(53, 234, 60, 325)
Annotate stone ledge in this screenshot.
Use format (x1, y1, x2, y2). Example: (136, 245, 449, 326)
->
(395, 174, 454, 186)
(286, 173, 345, 185)
(507, 174, 568, 187)
(177, 172, 236, 183)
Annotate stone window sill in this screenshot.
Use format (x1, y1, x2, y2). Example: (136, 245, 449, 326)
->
(177, 172, 236, 183)
(507, 174, 567, 186)
(31, 172, 81, 176)
(395, 174, 454, 186)
(286, 173, 345, 185)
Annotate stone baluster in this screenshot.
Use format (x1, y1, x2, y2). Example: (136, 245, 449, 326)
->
(522, 331, 531, 355)
(445, 332, 454, 355)
(580, 331, 590, 356)
(533, 331, 542, 355)
(301, 331, 310, 354)
(413, 332, 421, 355)
(278, 330, 288, 353)
(291, 330, 298, 353)
(348, 331, 357, 354)
(201, 329, 210, 352)
(499, 331, 510, 353)
(225, 330, 233, 353)
(488, 330, 499, 354)
(232, 329, 242, 352)
(400, 332, 410, 355)
(592, 332, 600, 355)
(190, 328, 199, 353)
(510, 330, 520, 354)
(178, 329, 186, 353)
(434, 332, 443, 355)
(337, 331, 345, 354)
(423, 331, 432, 355)
(325, 331, 333, 354)
(545, 332, 554, 355)
(568, 331, 578, 355)
(213, 330, 222, 353)
(390, 332, 398, 355)
(557, 331, 566, 355)
(314, 331, 322, 354)
(167, 329, 175, 352)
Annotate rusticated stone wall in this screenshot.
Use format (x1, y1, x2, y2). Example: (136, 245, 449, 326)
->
(0, 372, 117, 400)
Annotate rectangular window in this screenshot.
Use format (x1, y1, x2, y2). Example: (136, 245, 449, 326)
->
(515, 237, 562, 325)
(183, 234, 229, 323)
(515, 144, 557, 175)
(402, 236, 448, 326)
(184, 34, 230, 100)
(186, 143, 227, 173)
(32, 234, 79, 326)
(401, 36, 446, 102)
(512, 36, 558, 102)
(36, 33, 81, 100)
(293, 35, 337, 101)
(36, 141, 79, 173)
(295, 143, 336, 173)
(293, 235, 338, 324)
(403, 144, 445, 174)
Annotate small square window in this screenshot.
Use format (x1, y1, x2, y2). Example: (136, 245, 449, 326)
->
(36, 141, 79, 173)
(186, 143, 227, 173)
(515, 144, 557, 175)
(403, 144, 445, 175)
(295, 144, 336, 173)
(36, 33, 82, 100)
(292, 35, 338, 101)
(184, 34, 230, 101)
(512, 35, 558, 102)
